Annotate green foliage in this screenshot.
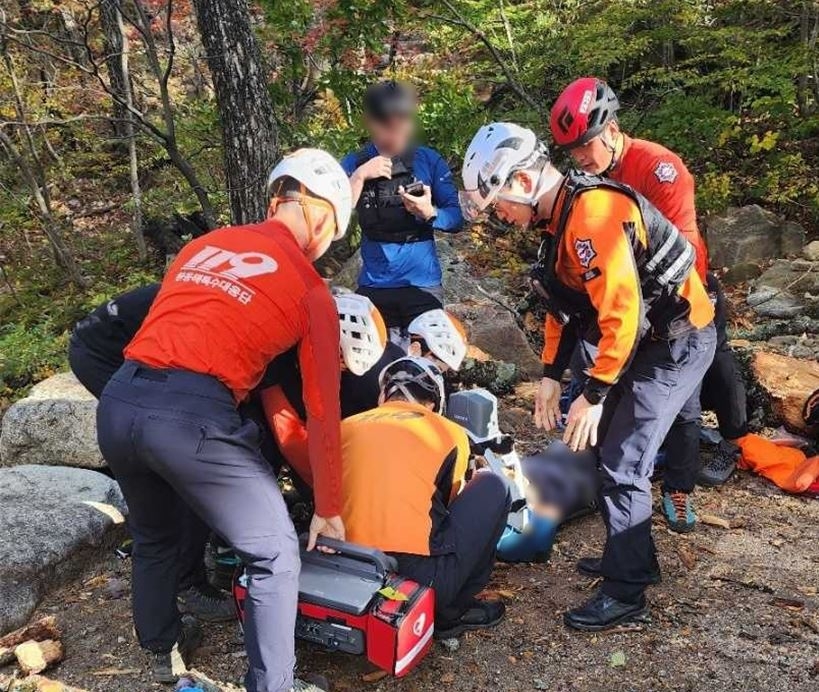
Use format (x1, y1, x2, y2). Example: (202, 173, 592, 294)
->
(0, 321, 69, 395)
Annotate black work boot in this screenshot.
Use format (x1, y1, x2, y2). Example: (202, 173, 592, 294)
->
(292, 675, 330, 691)
(563, 590, 648, 632)
(177, 582, 235, 622)
(576, 556, 662, 584)
(149, 615, 203, 684)
(434, 599, 506, 639)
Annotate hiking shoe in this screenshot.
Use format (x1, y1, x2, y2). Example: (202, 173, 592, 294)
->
(576, 556, 661, 584)
(434, 599, 506, 639)
(292, 674, 329, 691)
(662, 490, 696, 533)
(697, 440, 739, 487)
(177, 583, 235, 622)
(149, 615, 203, 684)
(563, 590, 648, 632)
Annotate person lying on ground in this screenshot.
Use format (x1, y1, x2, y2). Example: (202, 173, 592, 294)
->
(95, 148, 352, 692)
(461, 122, 715, 632)
(496, 440, 599, 563)
(339, 356, 511, 639)
(551, 78, 749, 532)
(341, 79, 464, 346)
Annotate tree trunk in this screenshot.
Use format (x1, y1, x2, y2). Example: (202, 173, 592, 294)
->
(99, 0, 131, 139)
(113, 0, 147, 260)
(192, 0, 278, 225)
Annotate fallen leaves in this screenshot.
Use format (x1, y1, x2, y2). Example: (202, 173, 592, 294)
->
(677, 544, 698, 570)
(770, 597, 805, 611)
(699, 514, 732, 529)
(609, 650, 627, 667)
(90, 667, 141, 676)
(361, 669, 389, 683)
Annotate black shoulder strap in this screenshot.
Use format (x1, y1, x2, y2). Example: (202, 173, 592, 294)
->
(398, 145, 416, 173)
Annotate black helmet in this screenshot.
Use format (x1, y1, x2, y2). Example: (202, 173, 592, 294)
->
(363, 80, 417, 122)
(379, 356, 446, 414)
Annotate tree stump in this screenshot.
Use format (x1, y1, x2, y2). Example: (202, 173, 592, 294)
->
(751, 351, 819, 434)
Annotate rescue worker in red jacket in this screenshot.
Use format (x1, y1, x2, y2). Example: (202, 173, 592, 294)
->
(96, 149, 352, 692)
(550, 78, 748, 532)
(461, 123, 716, 630)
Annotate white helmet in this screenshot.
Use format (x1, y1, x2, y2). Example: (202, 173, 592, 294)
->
(460, 123, 549, 221)
(266, 149, 353, 255)
(334, 293, 387, 376)
(407, 309, 468, 371)
(379, 357, 446, 414)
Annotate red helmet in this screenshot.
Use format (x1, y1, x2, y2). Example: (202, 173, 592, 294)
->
(550, 78, 620, 149)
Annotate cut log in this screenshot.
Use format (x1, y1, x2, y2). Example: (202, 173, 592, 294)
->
(14, 639, 63, 676)
(0, 618, 61, 667)
(751, 351, 819, 434)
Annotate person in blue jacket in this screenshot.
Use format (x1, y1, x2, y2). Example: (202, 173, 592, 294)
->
(341, 80, 464, 344)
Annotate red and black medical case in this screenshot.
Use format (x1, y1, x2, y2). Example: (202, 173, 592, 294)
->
(233, 537, 434, 677)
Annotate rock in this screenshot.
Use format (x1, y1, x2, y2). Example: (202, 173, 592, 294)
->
(750, 351, 819, 434)
(0, 372, 103, 469)
(457, 359, 519, 395)
(704, 205, 806, 268)
(0, 466, 126, 635)
(746, 259, 819, 318)
(0, 616, 61, 666)
(0, 675, 89, 692)
(448, 301, 542, 378)
(722, 262, 763, 285)
(803, 240, 819, 262)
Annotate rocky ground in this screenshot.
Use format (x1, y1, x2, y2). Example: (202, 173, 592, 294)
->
(18, 462, 819, 692)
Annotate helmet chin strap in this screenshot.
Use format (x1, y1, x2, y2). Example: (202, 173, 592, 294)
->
(602, 131, 622, 174)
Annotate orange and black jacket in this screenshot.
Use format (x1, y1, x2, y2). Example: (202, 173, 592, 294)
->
(539, 173, 714, 403)
(339, 401, 471, 556)
(609, 135, 709, 282)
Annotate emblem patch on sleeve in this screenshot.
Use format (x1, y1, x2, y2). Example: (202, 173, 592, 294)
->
(654, 161, 678, 183)
(574, 238, 597, 268)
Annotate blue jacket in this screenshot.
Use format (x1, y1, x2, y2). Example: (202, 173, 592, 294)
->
(341, 143, 464, 289)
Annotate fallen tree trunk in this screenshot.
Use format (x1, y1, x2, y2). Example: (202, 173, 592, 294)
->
(751, 351, 819, 434)
(0, 618, 60, 667)
(14, 639, 63, 675)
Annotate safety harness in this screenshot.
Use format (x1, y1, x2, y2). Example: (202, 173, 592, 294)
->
(355, 147, 433, 243)
(531, 171, 695, 327)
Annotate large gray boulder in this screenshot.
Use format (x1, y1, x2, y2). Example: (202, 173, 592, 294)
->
(746, 258, 819, 318)
(0, 465, 126, 634)
(704, 205, 806, 268)
(0, 372, 104, 469)
(447, 301, 542, 378)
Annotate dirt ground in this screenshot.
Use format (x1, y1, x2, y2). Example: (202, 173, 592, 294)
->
(19, 463, 819, 692)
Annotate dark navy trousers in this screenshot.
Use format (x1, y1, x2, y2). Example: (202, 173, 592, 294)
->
(69, 341, 210, 592)
(393, 472, 510, 622)
(97, 361, 299, 692)
(595, 325, 716, 602)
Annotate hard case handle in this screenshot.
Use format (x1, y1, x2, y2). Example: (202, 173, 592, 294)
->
(300, 535, 398, 578)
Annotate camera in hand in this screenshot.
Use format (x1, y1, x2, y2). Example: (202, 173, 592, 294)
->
(403, 180, 425, 196)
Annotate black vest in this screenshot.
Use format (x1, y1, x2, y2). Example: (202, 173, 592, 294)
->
(355, 147, 434, 244)
(532, 172, 695, 335)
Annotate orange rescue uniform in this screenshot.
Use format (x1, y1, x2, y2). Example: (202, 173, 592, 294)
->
(541, 182, 714, 400)
(339, 401, 471, 556)
(126, 221, 343, 517)
(609, 135, 708, 282)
